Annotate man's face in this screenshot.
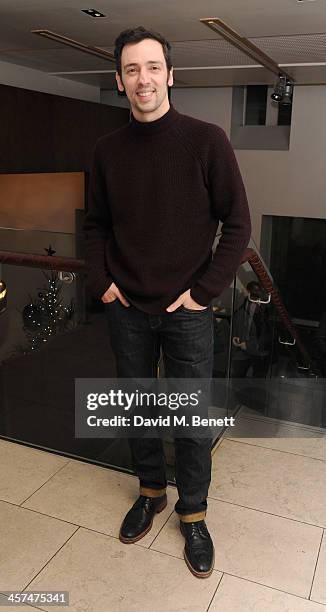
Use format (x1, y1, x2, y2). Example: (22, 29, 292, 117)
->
(115, 38, 173, 122)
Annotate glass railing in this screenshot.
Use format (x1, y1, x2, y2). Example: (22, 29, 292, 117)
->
(0, 230, 133, 473)
(211, 247, 325, 436)
(1, 228, 324, 481)
(0, 227, 77, 258)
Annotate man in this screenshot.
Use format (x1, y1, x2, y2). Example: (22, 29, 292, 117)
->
(84, 26, 251, 578)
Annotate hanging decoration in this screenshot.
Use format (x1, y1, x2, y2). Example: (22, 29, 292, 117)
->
(21, 270, 75, 352)
(0, 280, 7, 315)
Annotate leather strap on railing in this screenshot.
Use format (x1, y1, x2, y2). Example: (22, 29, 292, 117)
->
(242, 247, 310, 364)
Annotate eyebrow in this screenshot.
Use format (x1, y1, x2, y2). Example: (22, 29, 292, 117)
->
(123, 61, 164, 69)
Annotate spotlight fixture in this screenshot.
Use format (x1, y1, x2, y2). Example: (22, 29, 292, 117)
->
(31, 29, 115, 62)
(81, 9, 106, 18)
(271, 76, 293, 105)
(282, 81, 293, 106)
(271, 75, 286, 102)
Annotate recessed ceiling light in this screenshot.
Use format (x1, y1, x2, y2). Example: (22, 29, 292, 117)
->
(82, 8, 107, 17)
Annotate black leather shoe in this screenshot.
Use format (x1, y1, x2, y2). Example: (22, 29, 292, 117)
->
(119, 494, 167, 543)
(180, 520, 215, 578)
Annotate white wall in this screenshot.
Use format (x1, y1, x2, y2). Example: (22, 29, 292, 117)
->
(168, 85, 326, 248)
(236, 85, 326, 244)
(171, 87, 232, 134)
(0, 59, 100, 102)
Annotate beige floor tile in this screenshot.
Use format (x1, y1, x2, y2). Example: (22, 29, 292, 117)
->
(28, 527, 222, 612)
(226, 416, 326, 461)
(311, 533, 326, 605)
(23, 460, 177, 547)
(0, 439, 68, 505)
(210, 439, 326, 526)
(151, 497, 321, 597)
(210, 574, 326, 611)
(0, 501, 77, 592)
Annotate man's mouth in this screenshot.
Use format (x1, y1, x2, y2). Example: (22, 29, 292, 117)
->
(137, 90, 155, 99)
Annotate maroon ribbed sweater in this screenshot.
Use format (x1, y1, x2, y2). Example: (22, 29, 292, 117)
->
(84, 105, 251, 314)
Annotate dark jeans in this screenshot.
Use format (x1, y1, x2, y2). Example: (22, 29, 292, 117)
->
(106, 300, 214, 519)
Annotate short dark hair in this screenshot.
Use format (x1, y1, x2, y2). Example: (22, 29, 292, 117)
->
(114, 26, 173, 77)
(246, 281, 265, 299)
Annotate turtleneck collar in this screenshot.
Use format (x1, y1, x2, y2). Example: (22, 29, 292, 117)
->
(129, 104, 179, 136)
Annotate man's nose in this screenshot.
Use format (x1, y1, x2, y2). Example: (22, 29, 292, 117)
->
(137, 67, 151, 85)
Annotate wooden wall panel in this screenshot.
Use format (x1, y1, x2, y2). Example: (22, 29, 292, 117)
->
(0, 172, 85, 232)
(0, 83, 129, 173)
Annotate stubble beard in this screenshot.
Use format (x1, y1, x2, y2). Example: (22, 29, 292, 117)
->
(123, 77, 170, 119)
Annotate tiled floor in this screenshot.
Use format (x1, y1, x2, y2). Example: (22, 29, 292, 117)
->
(1, 411, 326, 611)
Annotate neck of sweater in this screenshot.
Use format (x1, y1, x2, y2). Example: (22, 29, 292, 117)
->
(129, 104, 179, 136)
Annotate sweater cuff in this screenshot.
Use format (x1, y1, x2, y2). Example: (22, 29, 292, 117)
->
(190, 286, 214, 307)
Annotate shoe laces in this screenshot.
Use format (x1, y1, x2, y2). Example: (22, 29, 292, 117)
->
(137, 495, 154, 512)
(188, 521, 209, 539)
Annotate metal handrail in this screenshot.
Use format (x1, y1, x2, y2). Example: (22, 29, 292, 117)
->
(0, 250, 84, 272)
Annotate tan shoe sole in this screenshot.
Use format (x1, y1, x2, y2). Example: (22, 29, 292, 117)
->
(183, 547, 215, 578)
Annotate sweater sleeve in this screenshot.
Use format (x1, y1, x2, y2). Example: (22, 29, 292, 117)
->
(190, 127, 251, 306)
(83, 141, 113, 299)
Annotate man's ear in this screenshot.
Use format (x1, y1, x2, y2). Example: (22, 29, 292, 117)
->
(115, 71, 125, 92)
(168, 67, 174, 87)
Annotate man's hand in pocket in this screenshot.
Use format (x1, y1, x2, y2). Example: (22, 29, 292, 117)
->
(166, 289, 207, 312)
(101, 282, 130, 307)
